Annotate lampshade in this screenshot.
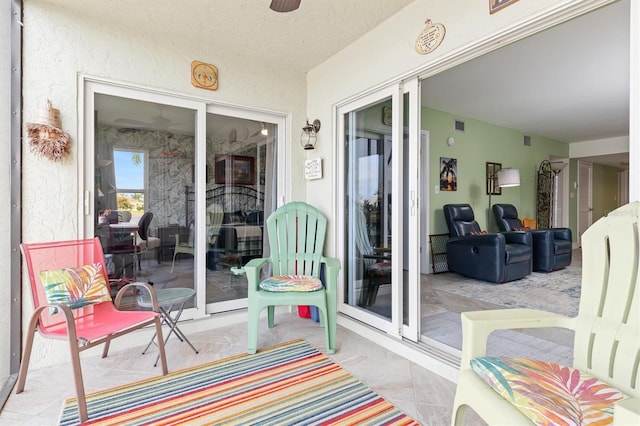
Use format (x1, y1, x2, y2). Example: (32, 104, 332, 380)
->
(549, 161, 567, 173)
(497, 168, 520, 187)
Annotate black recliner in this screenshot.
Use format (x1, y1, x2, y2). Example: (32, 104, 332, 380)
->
(493, 203, 572, 272)
(443, 204, 533, 283)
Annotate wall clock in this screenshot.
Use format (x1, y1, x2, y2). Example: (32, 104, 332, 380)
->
(191, 60, 219, 91)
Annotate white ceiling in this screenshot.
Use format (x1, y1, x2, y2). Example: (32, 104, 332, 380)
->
(86, 0, 630, 168)
(420, 0, 630, 168)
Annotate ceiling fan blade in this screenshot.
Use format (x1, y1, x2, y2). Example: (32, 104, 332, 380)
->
(115, 118, 150, 127)
(270, 0, 301, 13)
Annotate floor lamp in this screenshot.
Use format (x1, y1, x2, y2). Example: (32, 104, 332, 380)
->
(488, 168, 521, 231)
(549, 161, 567, 228)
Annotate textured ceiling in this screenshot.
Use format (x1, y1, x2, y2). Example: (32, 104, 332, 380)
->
(42, 0, 414, 74)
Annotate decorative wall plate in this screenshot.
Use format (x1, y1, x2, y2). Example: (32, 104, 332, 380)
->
(415, 19, 446, 55)
(191, 60, 219, 91)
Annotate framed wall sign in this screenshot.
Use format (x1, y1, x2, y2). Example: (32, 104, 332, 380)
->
(304, 158, 323, 180)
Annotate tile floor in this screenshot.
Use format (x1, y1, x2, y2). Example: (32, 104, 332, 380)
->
(0, 313, 469, 425)
(1, 250, 581, 425)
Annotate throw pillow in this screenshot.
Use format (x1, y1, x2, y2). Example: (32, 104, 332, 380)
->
(260, 275, 323, 292)
(467, 230, 488, 235)
(39, 263, 112, 311)
(471, 356, 627, 425)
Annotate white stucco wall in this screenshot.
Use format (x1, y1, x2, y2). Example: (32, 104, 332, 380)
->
(1, 0, 13, 382)
(20, 1, 308, 368)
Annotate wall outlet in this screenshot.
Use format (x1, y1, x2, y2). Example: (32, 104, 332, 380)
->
(435, 185, 440, 194)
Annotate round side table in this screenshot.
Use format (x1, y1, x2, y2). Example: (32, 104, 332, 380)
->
(137, 287, 198, 366)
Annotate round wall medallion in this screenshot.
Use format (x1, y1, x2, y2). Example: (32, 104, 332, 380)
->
(191, 61, 219, 91)
(415, 19, 446, 55)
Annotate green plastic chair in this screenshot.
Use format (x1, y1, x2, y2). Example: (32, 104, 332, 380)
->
(235, 201, 341, 354)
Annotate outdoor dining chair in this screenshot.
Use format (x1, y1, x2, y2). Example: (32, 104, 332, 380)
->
(17, 237, 168, 423)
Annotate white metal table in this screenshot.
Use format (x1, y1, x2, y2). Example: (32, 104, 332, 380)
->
(137, 287, 198, 366)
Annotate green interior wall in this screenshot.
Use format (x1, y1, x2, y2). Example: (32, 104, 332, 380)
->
(592, 163, 623, 219)
(423, 107, 570, 235)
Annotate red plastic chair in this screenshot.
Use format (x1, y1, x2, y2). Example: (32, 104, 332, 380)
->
(17, 237, 168, 423)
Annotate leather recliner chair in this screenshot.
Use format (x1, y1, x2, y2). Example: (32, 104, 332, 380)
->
(492, 203, 572, 272)
(443, 204, 533, 283)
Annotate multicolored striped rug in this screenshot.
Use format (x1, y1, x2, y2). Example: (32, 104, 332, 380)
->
(59, 339, 418, 425)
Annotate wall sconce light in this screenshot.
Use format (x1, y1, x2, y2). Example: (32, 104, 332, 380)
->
(301, 118, 321, 150)
(260, 122, 268, 136)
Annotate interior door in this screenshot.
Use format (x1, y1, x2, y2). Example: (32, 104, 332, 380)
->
(578, 160, 593, 245)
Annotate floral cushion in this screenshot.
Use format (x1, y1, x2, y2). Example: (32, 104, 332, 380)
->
(471, 357, 627, 425)
(39, 263, 112, 311)
(259, 275, 323, 292)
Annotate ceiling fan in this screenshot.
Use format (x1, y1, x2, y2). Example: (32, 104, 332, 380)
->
(270, 0, 301, 13)
(250, 122, 268, 137)
(114, 108, 179, 131)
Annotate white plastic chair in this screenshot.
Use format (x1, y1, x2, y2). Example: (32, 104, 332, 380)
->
(451, 201, 640, 425)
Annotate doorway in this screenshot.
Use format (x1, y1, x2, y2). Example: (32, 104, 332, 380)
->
(578, 161, 593, 246)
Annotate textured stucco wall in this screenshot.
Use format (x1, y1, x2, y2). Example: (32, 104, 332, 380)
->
(20, 0, 307, 368)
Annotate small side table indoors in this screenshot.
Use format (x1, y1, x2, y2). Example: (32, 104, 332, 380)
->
(137, 287, 198, 366)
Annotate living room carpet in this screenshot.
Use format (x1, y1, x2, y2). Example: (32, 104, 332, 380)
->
(58, 339, 418, 426)
(432, 265, 581, 317)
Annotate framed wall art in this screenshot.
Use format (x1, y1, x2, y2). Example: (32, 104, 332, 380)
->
(215, 154, 255, 185)
(489, 0, 518, 14)
(439, 157, 457, 191)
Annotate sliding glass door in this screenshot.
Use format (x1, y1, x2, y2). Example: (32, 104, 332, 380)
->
(83, 79, 284, 318)
(337, 78, 421, 339)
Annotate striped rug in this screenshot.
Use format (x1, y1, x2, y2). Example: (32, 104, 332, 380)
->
(59, 339, 418, 425)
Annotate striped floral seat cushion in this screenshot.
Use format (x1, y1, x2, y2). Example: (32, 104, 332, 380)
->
(471, 357, 627, 425)
(259, 275, 323, 292)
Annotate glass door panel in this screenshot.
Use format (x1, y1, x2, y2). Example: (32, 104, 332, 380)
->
(338, 79, 421, 340)
(93, 93, 197, 311)
(203, 113, 277, 309)
(339, 87, 398, 334)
